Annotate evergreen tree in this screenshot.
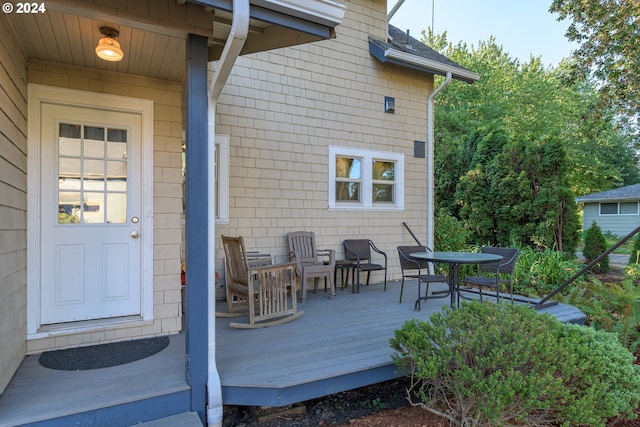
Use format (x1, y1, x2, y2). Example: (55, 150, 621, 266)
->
(628, 233, 640, 266)
(423, 31, 636, 253)
(583, 221, 609, 273)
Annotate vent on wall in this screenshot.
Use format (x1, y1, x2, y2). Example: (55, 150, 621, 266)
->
(384, 96, 395, 113)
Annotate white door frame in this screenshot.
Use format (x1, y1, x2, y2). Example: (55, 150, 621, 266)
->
(27, 84, 154, 339)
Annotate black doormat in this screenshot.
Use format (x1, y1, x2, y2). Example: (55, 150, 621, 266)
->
(39, 336, 170, 370)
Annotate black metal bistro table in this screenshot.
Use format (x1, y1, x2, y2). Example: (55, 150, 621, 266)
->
(409, 251, 503, 308)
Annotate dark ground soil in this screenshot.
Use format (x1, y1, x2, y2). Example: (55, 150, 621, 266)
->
(223, 260, 640, 426)
(222, 376, 409, 426)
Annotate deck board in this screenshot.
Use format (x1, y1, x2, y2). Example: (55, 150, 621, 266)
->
(0, 333, 189, 427)
(215, 280, 585, 405)
(0, 279, 584, 425)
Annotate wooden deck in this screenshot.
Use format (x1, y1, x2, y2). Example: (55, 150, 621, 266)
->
(0, 280, 584, 425)
(216, 280, 585, 407)
(0, 333, 189, 427)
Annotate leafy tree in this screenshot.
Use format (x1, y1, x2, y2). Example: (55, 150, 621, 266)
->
(422, 31, 638, 251)
(550, 0, 640, 117)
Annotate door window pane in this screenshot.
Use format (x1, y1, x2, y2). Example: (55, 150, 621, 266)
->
(106, 193, 127, 223)
(59, 123, 81, 138)
(107, 128, 127, 143)
(82, 192, 105, 223)
(84, 159, 105, 180)
(59, 138, 81, 156)
(58, 191, 81, 223)
(57, 123, 127, 224)
(59, 158, 81, 180)
(84, 126, 104, 140)
(107, 141, 127, 160)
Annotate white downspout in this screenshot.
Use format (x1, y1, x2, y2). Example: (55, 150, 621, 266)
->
(207, 0, 249, 425)
(426, 72, 452, 256)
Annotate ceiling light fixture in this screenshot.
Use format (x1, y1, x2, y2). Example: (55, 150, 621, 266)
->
(95, 26, 124, 62)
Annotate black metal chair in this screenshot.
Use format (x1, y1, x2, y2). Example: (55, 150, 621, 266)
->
(462, 247, 519, 303)
(397, 246, 448, 310)
(343, 239, 387, 293)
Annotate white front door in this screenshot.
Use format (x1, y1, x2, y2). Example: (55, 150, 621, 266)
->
(39, 103, 143, 324)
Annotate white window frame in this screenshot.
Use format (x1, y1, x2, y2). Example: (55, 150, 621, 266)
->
(182, 134, 229, 223)
(328, 146, 404, 210)
(215, 135, 230, 224)
(599, 201, 639, 216)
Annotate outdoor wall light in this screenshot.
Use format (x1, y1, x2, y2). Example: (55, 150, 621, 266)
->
(384, 96, 395, 113)
(95, 27, 124, 62)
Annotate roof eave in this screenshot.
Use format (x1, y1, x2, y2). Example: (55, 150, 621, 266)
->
(188, 0, 345, 39)
(576, 196, 640, 203)
(369, 41, 480, 84)
(386, 47, 480, 84)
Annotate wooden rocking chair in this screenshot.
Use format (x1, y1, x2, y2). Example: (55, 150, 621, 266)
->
(220, 235, 303, 328)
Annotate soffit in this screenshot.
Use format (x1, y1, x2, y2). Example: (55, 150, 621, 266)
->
(8, 0, 343, 82)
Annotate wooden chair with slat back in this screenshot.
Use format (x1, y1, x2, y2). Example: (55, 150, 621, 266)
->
(287, 231, 335, 302)
(220, 235, 303, 328)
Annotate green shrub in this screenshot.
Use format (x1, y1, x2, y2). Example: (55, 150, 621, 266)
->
(58, 212, 79, 223)
(629, 233, 640, 265)
(434, 208, 469, 251)
(568, 278, 640, 352)
(513, 247, 583, 298)
(583, 221, 610, 273)
(390, 301, 640, 427)
(625, 264, 640, 281)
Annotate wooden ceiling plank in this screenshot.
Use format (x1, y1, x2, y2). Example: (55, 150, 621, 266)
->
(23, 14, 51, 63)
(48, 10, 75, 65)
(79, 18, 98, 71)
(149, 33, 171, 79)
(125, 28, 144, 78)
(137, 31, 158, 78)
(34, 13, 61, 62)
(7, 17, 36, 59)
(62, 14, 84, 67)
(165, 37, 186, 82)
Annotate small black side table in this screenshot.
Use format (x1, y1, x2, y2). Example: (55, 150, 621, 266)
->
(334, 259, 355, 290)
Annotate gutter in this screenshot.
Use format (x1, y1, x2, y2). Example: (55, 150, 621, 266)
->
(426, 72, 452, 257)
(207, 0, 249, 425)
(251, 0, 346, 27)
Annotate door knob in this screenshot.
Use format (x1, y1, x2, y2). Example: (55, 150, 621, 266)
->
(131, 231, 140, 239)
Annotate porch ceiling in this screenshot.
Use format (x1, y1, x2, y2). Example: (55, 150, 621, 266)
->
(7, 0, 341, 82)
